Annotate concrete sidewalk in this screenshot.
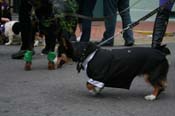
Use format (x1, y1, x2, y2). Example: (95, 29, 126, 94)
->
(75, 21, 175, 46)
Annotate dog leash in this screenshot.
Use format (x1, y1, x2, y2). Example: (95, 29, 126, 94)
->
(45, 0, 141, 22)
(65, 0, 141, 21)
(98, 0, 175, 46)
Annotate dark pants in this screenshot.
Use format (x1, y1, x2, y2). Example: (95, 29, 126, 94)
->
(19, 0, 57, 52)
(102, 0, 134, 44)
(18, 0, 33, 51)
(152, 0, 174, 48)
(77, 0, 97, 42)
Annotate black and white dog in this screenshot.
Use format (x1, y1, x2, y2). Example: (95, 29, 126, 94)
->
(71, 42, 170, 101)
(4, 21, 21, 45)
(4, 20, 45, 46)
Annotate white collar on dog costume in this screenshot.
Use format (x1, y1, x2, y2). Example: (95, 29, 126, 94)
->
(82, 50, 104, 89)
(82, 50, 97, 71)
(87, 79, 104, 89)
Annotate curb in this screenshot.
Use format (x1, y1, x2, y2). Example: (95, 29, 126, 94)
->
(133, 30, 175, 37)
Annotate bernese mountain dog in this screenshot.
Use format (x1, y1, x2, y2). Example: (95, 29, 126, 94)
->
(70, 42, 170, 101)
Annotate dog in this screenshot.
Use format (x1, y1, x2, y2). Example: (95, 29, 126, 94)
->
(34, 32, 45, 47)
(4, 21, 21, 45)
(71, 42, 170, 101)
(4, 20, 45, 46)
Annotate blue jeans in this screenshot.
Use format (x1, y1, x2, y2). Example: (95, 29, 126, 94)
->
(103, 0, 134, 44)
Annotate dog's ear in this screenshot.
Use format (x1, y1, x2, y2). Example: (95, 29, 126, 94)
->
(71, 42, 99, 62)
(71, 42, 89, 62)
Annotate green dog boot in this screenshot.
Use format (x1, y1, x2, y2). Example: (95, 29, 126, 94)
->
(47, 52, 57, 70)
(47, 52, 56, 62)
(24, 50, 33, 71)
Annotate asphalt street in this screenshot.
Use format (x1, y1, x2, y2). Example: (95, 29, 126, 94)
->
(0, 43, 175, 116)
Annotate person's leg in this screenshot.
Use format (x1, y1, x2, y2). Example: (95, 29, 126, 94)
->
(118, 0, 134, 46)
(44, 22, 57, 70)
(152, 0, 174, 48)
(11, 0, 34, 59)
(80, 0, 97, 42)
(102, 0, 117, 46)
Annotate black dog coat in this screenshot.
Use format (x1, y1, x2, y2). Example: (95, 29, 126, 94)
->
(84, 47, 167, 89)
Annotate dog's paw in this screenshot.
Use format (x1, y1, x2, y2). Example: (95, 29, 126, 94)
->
(88, 87, 102, 95)
(34, 40, 39, 47)
(5, 42, 11, 45)
(86, 82, 103, 95)
(144, 94, 156, 101)
(88, 90, 98, 95)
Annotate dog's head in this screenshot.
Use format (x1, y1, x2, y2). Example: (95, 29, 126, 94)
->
(71, 42, 99, 62)
(71, 42, 99, 73)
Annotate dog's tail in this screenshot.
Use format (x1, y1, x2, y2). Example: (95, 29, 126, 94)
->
(155, 44, 171, 55)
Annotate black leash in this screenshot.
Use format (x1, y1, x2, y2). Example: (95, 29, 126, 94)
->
(98, 0, 175, 46)
(65, 0, 141, 21)
(53, 0, 141, 21)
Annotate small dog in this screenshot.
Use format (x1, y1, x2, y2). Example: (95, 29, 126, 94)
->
(71, 42, 170, 101)
(4, 21, 21, 45)
(4, 20, 45, 46)
(34, 32, 45, 47)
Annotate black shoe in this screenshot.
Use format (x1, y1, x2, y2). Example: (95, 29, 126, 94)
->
(11, 50, 35, 59)
(124, 41, 134, 46)
(11, 50, 26, 59)
(41, 48, 49, 55)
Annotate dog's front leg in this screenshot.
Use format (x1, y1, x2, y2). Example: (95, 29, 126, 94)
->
(57, 54, 68, 68)
(5, 35, 13, 45)
(144, 85, 160, 101)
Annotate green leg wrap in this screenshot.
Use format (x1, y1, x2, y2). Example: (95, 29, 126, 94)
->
(47, 52, 56, 62)
(24, 50, 32, 62)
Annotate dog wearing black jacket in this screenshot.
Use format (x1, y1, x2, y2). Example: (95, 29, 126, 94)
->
(71, 42, 170, 101)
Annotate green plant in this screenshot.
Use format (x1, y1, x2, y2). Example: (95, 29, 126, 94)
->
(41, 0, 78, 33)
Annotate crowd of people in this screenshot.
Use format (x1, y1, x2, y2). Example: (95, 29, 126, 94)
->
(0, 0, 174, 69)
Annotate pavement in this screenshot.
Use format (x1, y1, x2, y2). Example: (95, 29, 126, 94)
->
(0, 43, 175, 116)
